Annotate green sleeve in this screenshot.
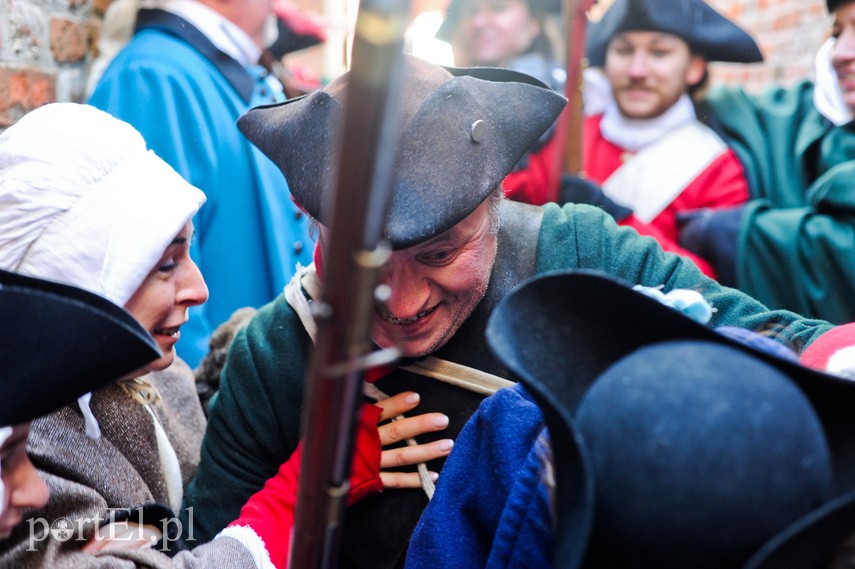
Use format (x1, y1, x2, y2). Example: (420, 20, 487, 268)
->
(183, 296, 310, 542)
(704, 81, 820, 204)
(739, 176, 855, 324)
(706, 83, 855, 323)
(536, 203, 833, 352)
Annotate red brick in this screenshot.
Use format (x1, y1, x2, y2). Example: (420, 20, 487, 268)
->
(50, 17, 92, 63)
(0, 67, 56, 128)
(92, 0, 114, 16)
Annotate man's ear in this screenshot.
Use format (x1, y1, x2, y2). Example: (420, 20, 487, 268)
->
(686, 55, 707, 88)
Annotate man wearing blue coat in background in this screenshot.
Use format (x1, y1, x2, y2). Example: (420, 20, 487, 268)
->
(89, 0, 313, 368)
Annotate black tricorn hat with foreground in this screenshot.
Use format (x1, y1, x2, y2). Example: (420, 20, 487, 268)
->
(238, 55, 567, 249)
(485, 270, 855, 569)
(0, 269, 160, 426)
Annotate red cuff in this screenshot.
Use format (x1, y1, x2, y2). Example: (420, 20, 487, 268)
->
(228, 403, 384, 568)
(349, 403, 383, 505)
(802, 323, 855, 372)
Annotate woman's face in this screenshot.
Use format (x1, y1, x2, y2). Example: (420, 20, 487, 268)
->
(456, 0, 541, 66)
(605, 31, 706, 119)
(124, 222, 208, 373)
(0, 424, 49, 539)
(831, 1, 855, 113)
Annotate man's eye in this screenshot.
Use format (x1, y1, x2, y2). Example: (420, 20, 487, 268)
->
(422, 250, 455, 264)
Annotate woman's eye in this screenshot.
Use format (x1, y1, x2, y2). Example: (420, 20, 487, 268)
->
(158, 259, 179, 273)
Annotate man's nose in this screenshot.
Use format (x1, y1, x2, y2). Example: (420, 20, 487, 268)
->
(380, 262, 429, 318)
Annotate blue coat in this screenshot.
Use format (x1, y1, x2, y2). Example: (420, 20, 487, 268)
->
(406, 383, 555, 569)
(89, 9, 313, 368)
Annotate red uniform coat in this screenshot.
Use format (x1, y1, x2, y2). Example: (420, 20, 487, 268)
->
(582, 114, 750, 278)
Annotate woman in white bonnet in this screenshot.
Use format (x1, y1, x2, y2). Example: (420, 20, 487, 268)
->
(0, 103, 454, 568)
(0, 102, 218, 565)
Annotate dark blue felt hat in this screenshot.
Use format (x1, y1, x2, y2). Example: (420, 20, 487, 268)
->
(585, 0, 763, 67)
(239, 57, 566, 249)
(485, 270, 855, 568)
(0, 269, 160, 426)
(436, 0, 561, 42)
(576, 341, 832, 568)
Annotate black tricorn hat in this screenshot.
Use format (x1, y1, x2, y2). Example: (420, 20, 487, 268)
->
(585, 0, 763, 67)
(485, 270, 855, 568)
(827, 0, 854, 13)
(435, 0, 561, 42)
(0, 269, 160, 426)
(238, 55, 566, 249)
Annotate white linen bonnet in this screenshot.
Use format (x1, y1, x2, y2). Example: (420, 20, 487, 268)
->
(0, 102, 206, 306)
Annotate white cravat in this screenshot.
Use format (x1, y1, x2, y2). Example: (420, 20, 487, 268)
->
(600, 93, 697, 152)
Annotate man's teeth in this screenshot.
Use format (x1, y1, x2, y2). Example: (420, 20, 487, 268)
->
(386, 309, 432, 324)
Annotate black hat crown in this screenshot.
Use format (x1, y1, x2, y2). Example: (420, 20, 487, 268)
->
(586, 0, 763, 67)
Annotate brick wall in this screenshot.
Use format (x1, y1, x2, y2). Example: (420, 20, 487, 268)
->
(707, 0, 830, 92)
(0, 0, 837, 131)
(0, 0, 109, 128)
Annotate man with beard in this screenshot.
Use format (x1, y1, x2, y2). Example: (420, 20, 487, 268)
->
(578, 0, 762, 279)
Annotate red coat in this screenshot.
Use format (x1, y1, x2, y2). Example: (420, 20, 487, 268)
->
(582, 114, 750, 278)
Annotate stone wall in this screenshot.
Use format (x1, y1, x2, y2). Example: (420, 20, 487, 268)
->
(0, 0, 110, 128)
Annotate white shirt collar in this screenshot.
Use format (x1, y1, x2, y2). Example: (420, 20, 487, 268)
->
(600, 93, 697, 153)
(159, 0, 261, 66)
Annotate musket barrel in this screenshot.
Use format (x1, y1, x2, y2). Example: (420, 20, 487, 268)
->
(289, 1, 411, 568)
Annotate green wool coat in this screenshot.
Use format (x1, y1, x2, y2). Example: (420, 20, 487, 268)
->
(184, 201, 832, 565)
(707, 81, 855, 324)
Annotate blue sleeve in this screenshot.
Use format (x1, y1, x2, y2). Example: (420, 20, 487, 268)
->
(406, 384, 550, 569)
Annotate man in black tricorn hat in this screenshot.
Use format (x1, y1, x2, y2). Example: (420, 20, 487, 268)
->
(576, 0, 762, 281)
(184, 55, 837, 567)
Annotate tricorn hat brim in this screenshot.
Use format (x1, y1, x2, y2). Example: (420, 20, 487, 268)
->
(743, 489, 855, 569)
(238, 56, 566, 249)
(486, 270, 855, 493)
(486, 270, 855, 568)
(585, 0, 763, 67)
(0, 269, 160, 426)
